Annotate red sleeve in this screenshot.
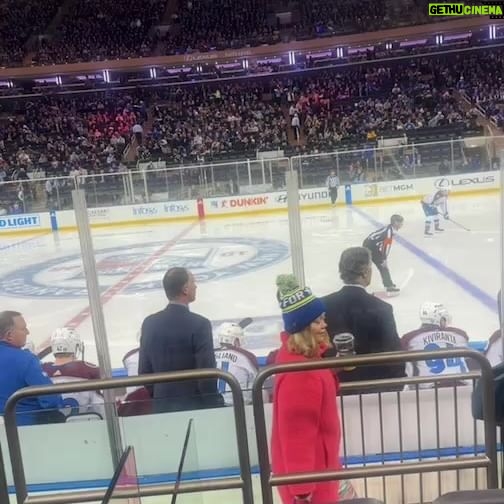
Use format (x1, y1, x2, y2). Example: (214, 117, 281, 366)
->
(276, 372, 323, 496)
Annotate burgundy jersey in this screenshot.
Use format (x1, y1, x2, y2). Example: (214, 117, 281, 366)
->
(43, 361, 103, 416)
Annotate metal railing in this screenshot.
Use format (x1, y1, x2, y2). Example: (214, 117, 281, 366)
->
(1, 134, 500, 214)
(252, 348, 498, 504)
(4, 369, 254, 504)
(0, 442, 9, 503)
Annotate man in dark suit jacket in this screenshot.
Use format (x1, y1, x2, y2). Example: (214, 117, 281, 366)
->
(322, 247, 406, 391)
(139, 267, 223, 412)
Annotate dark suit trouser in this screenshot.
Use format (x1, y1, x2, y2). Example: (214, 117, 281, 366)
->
(364, 241, 394, 288)
(329, 187, 338, 204)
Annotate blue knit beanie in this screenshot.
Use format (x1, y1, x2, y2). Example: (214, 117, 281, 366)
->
(279, 286, 326, 334)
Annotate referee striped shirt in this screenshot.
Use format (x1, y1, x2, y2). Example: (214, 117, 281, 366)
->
(365, 225, 394, 258)
(326, 175, 340, 188)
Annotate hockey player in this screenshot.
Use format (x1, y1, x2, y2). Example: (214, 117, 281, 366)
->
(401, 302, 470, 387)
(214, 322, 260, 405)
(363, 214, 404, 293)
(42, 328, 104, 417)
(421, 189, 449, 236)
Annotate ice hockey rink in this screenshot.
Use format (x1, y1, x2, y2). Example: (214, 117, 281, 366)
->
(0, 192, 501, 369)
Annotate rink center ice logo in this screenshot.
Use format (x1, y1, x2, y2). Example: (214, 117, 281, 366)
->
(0, 237, 289, 299)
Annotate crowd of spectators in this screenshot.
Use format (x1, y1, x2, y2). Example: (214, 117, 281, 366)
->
(446, 50, 504, 128)
(34, 0, 166, 64)
(3, 47, 503, 185)
(294, 0, 389, 39)
(164, 0, 280, 54)
(143, 84, 288, 164)
(279, 57, 479, 153)
(0, 93, 146, 184)
(0, 0, 459, 66)
(0, 0, 62, 67)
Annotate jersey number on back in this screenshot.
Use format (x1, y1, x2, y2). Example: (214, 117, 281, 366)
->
(424, 343, 467, 374)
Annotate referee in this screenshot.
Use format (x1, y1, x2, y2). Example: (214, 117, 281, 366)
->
(326, 170, 340, 205)
(363, 215, 404, 293)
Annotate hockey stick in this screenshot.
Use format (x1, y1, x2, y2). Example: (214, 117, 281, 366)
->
(238, 317, 253, 329)
(448, 217, 471, 232)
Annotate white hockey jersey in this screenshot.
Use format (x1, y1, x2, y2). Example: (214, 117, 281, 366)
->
(422, 191, 448, 214)
(42, 361, 104, 417)
(484, 330, 502, 367)
(401, 325, 470, 387)
(214, 345, 259, 405)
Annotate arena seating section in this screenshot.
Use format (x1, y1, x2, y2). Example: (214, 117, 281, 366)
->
(0, 0, 457, 66)
(2, 44, 498, 184)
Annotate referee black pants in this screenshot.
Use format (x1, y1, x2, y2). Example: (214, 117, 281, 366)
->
(363, 241, 394, 288)
(329, 187, 338, 204)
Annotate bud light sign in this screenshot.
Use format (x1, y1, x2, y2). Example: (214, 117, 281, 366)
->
(0, 215, 41, 229)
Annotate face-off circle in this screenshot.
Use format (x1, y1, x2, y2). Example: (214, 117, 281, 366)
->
(0, 237, 290, 299)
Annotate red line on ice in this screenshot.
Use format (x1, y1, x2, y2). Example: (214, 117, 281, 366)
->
(64, 221, 197, 329)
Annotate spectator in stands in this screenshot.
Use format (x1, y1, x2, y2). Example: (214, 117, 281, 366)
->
(139, 267, 224, 413)
(294, 0, 388, 39)
(322, 247, 405, 390)
(0, 0, 61, 67)
(164, 0, 279, 55)
(272, 284, 341, 504)
(35, 0, 164, 64)
(0, 311, 64, 425)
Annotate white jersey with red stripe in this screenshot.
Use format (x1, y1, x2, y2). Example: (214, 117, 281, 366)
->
(214, 345, 259, 405)
(42, 361, 104, 416)
(422, 191, 448, 214)
(484, 330, 502, 367)
(401, 325, 470, 386)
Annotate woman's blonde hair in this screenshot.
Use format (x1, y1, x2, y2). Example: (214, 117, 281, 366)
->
(287, 326, 330, 359)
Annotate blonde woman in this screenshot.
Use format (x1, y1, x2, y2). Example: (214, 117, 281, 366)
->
(271, 284, 343, 504)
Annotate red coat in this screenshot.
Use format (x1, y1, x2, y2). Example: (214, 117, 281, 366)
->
(271, 333, 342, 504)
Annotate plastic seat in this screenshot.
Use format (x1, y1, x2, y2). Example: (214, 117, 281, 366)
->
(433, 490, 504, 504)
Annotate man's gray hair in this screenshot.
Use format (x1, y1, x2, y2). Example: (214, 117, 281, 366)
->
(339, 247, 371, 284)
(0, 311, 21, 340)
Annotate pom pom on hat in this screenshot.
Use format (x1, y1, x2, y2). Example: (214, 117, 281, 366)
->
(276, 274, 300, 301)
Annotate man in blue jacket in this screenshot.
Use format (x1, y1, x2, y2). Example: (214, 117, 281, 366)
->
(0, 311, 63, 426)
(139, 268, 224, 413)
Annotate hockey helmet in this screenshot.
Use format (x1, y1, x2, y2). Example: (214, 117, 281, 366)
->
(51, 327, 83, 357)
(419, 302, 452, 327)
(217, 322, 245, 346)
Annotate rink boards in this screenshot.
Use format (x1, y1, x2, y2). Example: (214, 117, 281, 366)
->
(0, 170, 499, 235)
(0, 170, 500, 496)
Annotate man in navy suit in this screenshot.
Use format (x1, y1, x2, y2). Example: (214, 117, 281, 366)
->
(139, 267, 223, 412)
(322, 247, 406, 391)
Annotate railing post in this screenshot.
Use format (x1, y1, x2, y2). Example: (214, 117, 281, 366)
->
(252, 349, 498, 504)
(450, 138, 455, 173)
(72, 190, 123, 469)
(4, 369, 254, 504)
(285, 169, 305, 286)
